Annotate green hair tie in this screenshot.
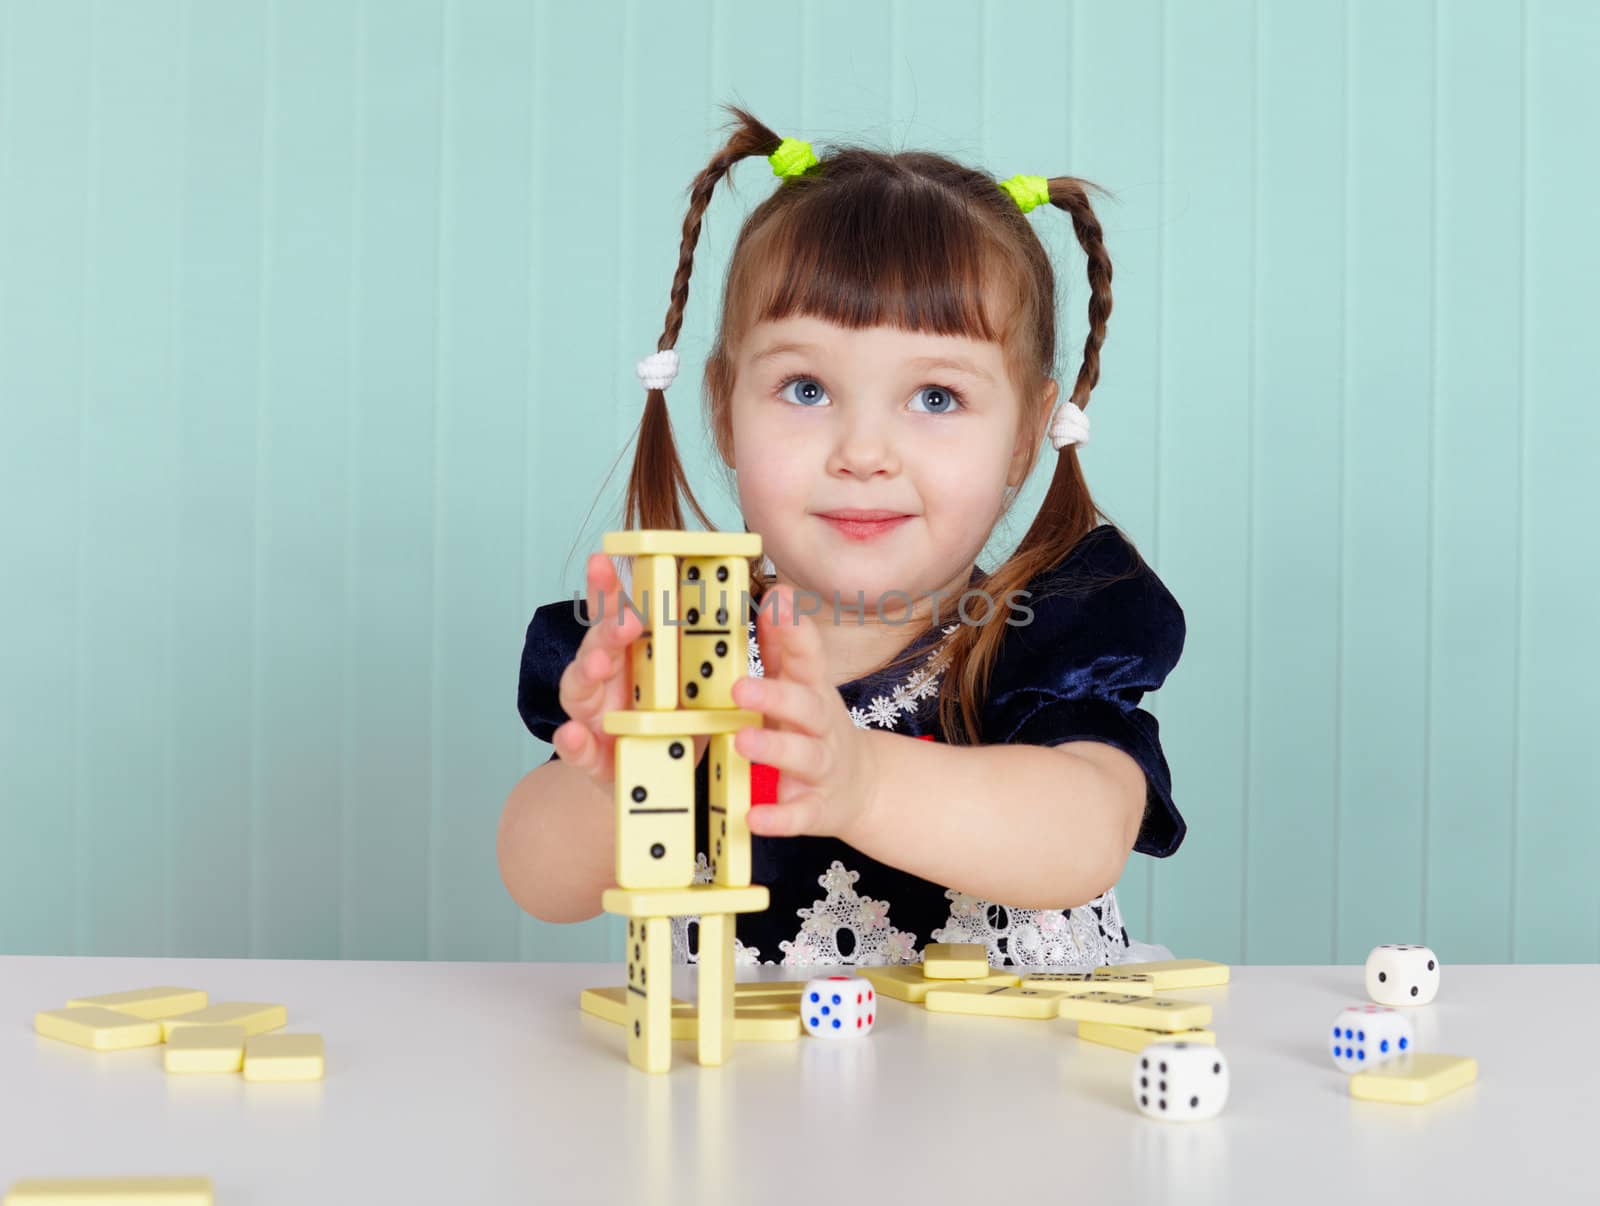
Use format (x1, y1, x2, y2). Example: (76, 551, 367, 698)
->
(999, 174, 1051, 214)
(770, 137, 819, 179)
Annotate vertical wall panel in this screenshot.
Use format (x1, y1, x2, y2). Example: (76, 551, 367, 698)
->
(170, 0, 266, 958)
(1150, 0, 1255, 962)
(251, 0, 357, 958)
(0, 0, 92, 954)
(1425, 0, 1523, 964)
(341, 0, 444, 960)
(1336, 0, 1435, 963)
(1515, 0, 1600, 962)
(1245, 0, 1346, 962)
(81, 0, 184, 954)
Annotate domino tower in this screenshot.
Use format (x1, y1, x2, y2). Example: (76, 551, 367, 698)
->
(598, 530, 769, 1073)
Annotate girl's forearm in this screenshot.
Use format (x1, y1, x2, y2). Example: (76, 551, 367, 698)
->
(497, 736, 713, 924)
(496, 759, 616, 923)
(841, 732, 1141, 910)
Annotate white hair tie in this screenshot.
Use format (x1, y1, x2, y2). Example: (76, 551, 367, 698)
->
(1049, 401, 1091, 450)
(636, 349, 679, 392)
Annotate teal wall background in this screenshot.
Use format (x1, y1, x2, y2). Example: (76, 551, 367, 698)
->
(1, 0, 1595, 965)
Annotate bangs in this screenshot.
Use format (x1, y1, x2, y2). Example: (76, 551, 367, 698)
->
(723, 170, 1029, 351)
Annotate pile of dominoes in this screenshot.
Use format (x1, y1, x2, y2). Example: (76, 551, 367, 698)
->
(853, 941, 1475, 1117)
(589, 529, 772, 1074)
(31, 986, 321, 1082)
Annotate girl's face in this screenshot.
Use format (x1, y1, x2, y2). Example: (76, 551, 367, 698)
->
(725, 315, 1050, 612)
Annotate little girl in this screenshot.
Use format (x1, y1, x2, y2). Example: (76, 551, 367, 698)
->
(498, 106, 1186, 969)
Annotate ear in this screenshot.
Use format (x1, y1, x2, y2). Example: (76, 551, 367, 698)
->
(1009, 379, 1059, 487)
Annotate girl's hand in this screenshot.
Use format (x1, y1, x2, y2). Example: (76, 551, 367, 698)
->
(730, 585, 882, 841)
(551, 553, 645, 788)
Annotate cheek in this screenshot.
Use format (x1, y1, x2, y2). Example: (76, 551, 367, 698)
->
(916, 430, 1013, 513)
(730, 411, 812, 524)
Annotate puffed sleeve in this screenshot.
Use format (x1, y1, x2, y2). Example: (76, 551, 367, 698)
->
(517, 597, 590, 747)
(981, 525, 1188, 858)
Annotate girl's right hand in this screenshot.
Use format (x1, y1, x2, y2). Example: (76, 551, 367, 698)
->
(552, 553, 645, 788)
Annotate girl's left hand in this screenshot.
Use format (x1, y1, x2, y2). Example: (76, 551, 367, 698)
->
(730, 585, 881, 842)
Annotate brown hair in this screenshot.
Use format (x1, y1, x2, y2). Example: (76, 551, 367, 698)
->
(623, 104, 1139, 743)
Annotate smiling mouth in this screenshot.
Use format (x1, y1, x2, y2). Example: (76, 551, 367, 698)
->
(814, 511, 915, 541)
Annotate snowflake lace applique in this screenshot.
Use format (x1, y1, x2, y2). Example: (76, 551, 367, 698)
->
(777, 860, 919, 968)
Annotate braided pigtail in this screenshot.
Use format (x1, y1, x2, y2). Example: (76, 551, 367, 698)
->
(624, 106, 794, 532)
(932, 173, 1131, 744)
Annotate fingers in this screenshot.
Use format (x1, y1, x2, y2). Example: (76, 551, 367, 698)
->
(552, 718, 611, 781)
(754, 585, 825, 687)
(734, 725, 828, 783)
(746, 794, 818, 839)
(730, 675, 829, 736)
(585, 553, 643, 652)
(557, 639, 621, 723)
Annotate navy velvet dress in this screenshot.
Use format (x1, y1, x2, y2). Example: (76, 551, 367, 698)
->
(517, 523, 1187, 968)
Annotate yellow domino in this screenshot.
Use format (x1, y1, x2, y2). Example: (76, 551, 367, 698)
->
(855, 963, 1016, 1003)
(602, 708, 762, 737)
(64, 987, 207, 1020)
(1085, 970, 1158, 993)
(626, 916, 674, 1074)
(853, 965, 934, 1003)
(667, 1008, 802, 1042)
(1350, 1053, 1478, 1104)
(580, 986, 691, 1025)
(1021, 971, 1154, 997)
(734, 981, 808, 1000)
(1094, 959, 1229, 990)
(34, 1007, 162, 1051)
(678, 555, 749, 711)
(161, 1002, 286, 1042)
(582, 986, 800, 1041)
(625, 554, 678, 710)
(2, 1178, 213, 1204)
(242, 1033, 324, 1082)
(1055, 991, 1213, 1031)
(727, 1009, 802, 1041)
(163, 1025, 245, 1075)
(603, 530, 762, 559)
(1076, 1020, 1216, 1053)
(924, 984, 1066, 1020)
(922, 943, 990, 980)
(613, 735, 696, 890)
(602, 884, 769, 918)
(698, 913, 736, 1066)
(728, 1000, 799, 1016)
(708, 732, 752, 886)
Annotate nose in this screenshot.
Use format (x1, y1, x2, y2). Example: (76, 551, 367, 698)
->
(826, 409, 899, 481)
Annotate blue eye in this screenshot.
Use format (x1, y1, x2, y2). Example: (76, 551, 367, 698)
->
(909, 384, 965, 414)
(777, 376, 829, 407)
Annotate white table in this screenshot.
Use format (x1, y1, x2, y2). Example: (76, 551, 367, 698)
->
(0, 957, 1593, 1204)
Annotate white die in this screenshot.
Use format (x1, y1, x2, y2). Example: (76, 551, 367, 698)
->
(1365, 944, 1440, 1006)
(1329, 1004, 1413, 1072)
(802, 976, 875, 1038)
(1132, 1042, 1230, 1121)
